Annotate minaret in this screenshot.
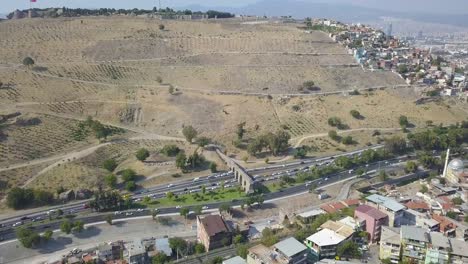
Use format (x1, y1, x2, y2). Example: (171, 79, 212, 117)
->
(442, 148, 450, 178)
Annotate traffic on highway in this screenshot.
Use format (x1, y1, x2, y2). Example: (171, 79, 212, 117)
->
(0, 144, 411, 242)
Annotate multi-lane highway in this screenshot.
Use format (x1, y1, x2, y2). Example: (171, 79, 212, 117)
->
(0, 144, 411, 241)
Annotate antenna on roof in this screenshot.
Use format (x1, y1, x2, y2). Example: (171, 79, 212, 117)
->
(442, 148, 450, 178)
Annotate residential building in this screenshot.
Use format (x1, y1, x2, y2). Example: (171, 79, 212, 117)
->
(305, 219, 355, 259)
(125, 240, 147, 264)
(405, 201, 430, 213)
(379, 226, 401, 264)
(223, 256, 247, 264)
(197, 214, 233, 251)
(97, 243, 114, 262)
(402, 209, 439, 231)
(354, 204, 388, 243)
(247, 237, 309, 264)
(432, 214, 457, 237)
(425, 232, 450, 264)
(366, 194, 406, 227)
(449, 238, 468, 264)
(401, 226, 429, 264)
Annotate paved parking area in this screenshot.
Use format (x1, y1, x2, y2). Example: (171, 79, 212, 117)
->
(0, 217, 195, 264)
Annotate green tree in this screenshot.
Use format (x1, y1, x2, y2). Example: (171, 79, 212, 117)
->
(201, 185, 206, 195)
(166, 192, 174, 200)
(328, 130, 340, 142)
(151, 253, 167, 264)
(106, 215, 113, 225)
(42, 230, 53, 241)
(385, 136, 407, 154)
(405, 161, 418, 173)
(103, 159, 118, 172)
(420, 185, 428, 194)
(180, 207, 190, 219)
(73, 220, 84, 233)
(193, 205, 203, 215)
(341, 136, 354, 145)
(350, 110, 361, 119)
(236, 122, 246, 139)
(233, 234, 244, 244)
(452, 197, 463, 205)
(446, 211, 458, 220)
(169, 237, 187, 253)
(160, 145, 181, 156)
(337, 240, 361, 259)
(16, 227, 40, 248)
(328, 117, 345, 129)
(125, 181, 137, 192)
(175, 152, 187, 171)
(261, 228, 279, 246)
(22, 57, 35, 66)
(152, 209, 159, 220)
(121, 169, 137, 182)
(379, 171, 388, 181)
(136, 148, 150, 161)
(236, 244, 249, 259)
(219, 203, 232, 214)
(194, 243, 205, 254)
(300, 80, 316, 91)
(209, 162, 217, 173)
(105, 174, 117, 189)
(197, 136, 210, 147)
(182, 125, 198, 143)
(399, 115, 409, 128)
(398, 64, 409, 74)
(60, 220, 73, 234)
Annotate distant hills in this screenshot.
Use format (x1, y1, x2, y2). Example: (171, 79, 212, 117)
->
(180, 0, 468, 28)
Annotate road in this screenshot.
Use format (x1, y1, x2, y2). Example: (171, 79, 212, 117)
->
(0, 144, 383, 225)
(0, 150, 412, 242)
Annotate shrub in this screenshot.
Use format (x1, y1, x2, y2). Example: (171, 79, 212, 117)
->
(22, 57, 35, 66)
(136, 148, 150, 161)
(160, 144, 180, 156)
(350, 110, 361, 119)
(159, 24, 165, 30)
(102, 159, 117, 172)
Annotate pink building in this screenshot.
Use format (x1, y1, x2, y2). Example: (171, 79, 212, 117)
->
(355, 204, 388, 243)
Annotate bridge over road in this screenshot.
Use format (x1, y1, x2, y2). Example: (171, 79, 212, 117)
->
(215, 149, 256, 193)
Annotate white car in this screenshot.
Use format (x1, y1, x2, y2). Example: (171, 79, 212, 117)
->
(114, 211, 122, 215)
(167, 184, 174, 188)
(125, 212, 133, 216)
(12, 221, 23, 227)
(348, 170, 354, 174)
(175, 205, 181, 209)
(136, 208, 144, 212)
(202, 206, 209, 210)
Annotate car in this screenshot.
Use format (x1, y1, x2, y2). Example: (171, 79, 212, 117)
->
(19, 216, 30, 221)
(193, 177, 200, 182)
(125, 212, 133, 216)
(211, 183, 217, 186)
(348, 169, 354, 174)
(167, 184, 174, 188)
(12, 221, 23, 227)
(175, 205, 181, 209)
(365, 164, 369, 167)
(114, 211, 122, 215)
(83, 203, 90, 209)
(202, 206, 209, 210)
(136, 208, 144, 212)
(244, 220, 254, 225)
(190, 190, 198, 193)
(32, 216, 42, 222)
(324, 177, 329, 181)
(68, 209, 75, 214)
(183, 188, 188, 191)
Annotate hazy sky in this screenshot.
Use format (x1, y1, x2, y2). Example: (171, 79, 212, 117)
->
(2, 0, 468, 14)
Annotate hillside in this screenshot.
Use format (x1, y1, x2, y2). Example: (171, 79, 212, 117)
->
(0, 17, 466, 201)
